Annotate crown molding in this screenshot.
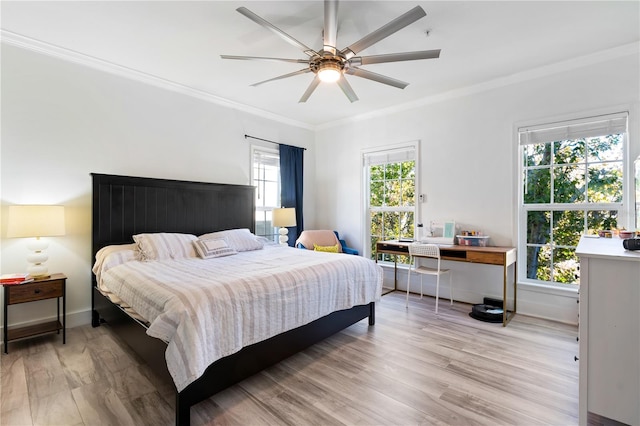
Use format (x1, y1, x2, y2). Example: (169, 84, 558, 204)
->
(317, 41, 640, 130)
(1, 30, 314, 131)
(3, 29, 637, 133)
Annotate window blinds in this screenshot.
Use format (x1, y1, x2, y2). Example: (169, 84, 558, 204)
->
(363, 147, 415, 166)
(518, 112, 628, 145)
(253, 149, 279, 167)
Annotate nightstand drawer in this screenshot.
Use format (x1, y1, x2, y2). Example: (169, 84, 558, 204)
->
(8, 280, 64, 304)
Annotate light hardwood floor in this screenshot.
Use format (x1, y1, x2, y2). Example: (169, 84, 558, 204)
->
(1, 292, 579, 425)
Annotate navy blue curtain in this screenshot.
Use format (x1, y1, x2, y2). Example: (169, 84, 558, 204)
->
(279, 144, 304, 246)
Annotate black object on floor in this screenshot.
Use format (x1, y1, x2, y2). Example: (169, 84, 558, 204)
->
(469, 303, 504, 323)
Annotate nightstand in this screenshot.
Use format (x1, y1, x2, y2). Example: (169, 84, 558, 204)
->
(3, 273, 66, 354)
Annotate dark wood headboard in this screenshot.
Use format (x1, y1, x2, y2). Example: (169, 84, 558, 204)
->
(91, 173, 255, 268)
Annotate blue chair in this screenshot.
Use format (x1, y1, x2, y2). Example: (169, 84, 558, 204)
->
(334, 231, 359, 255)
(295, 230, 359, 255)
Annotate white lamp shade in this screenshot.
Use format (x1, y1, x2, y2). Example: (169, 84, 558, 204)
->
(272, 207, 296, 228)
(7, 205, 66, 238)
(6, 205, 65, 278)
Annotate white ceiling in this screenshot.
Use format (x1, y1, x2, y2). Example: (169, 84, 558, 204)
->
(2, 1, 639, 128)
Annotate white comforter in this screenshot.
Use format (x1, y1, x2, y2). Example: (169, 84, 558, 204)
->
(96, 244, 383, 392)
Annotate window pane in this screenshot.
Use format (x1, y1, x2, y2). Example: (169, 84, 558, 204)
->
(526, 245, 550, 280)
(371, 212, 383, 238)
(383, 212, 400, 240)
(263, 181, 279, 207)
(553, 210, 584, 246)
(370, 236, 380, 261)
(401, 179, 415, 206)
(527, 211, 550, 245)
(385, 180, 401, 206)
(399, 211, 414, 239)
(553, 165, 585, 203)
(554, 139, 585, 165)
(587, 210, 618, 233)
(524, 143, 551, 167)
(552, 247, 579, 284)
(370, 165, 384, 180)
(524, 168, 551, 204)
(385, 163, 401, 180)
(370, 181, 384, 206)
(588, 162, 623, 203)
(401, 161, 415, 179)
(587, 135, 623, 162)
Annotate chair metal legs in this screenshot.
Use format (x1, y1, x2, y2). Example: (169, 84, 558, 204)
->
(405, 267, 411, 308)
(436, 272, 455, 314)
(407, 269, 453, 313)
(435, 274, 440, 314)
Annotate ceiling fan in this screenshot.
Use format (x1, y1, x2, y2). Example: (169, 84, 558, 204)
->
(221, 0, 441, 103)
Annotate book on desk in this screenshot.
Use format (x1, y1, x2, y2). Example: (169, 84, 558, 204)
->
(0, 273, 34, 285)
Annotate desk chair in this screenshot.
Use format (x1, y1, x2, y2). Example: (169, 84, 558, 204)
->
(406, 243, 453, 313)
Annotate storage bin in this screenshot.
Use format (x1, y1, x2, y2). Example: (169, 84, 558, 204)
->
(457, 235, 490, 246)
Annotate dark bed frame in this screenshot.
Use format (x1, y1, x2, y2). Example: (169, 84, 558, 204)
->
(90, 173, 375, 425)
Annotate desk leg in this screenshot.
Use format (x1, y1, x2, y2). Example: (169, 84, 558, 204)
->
(513, 260, 517, 314)
(3, 286, 7, 354)
(393, 257, 398, 292)
(502, 261, 517, 327)
(378, 250, 398, 296)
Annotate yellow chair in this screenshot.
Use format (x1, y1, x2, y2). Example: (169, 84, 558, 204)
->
(405, 243, 453, 313)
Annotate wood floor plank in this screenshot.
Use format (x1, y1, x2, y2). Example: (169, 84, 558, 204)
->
(57, 342, 107, 388)
(30, 389, 83, 426)
(71, 381, 136, 426)
(1, 355, 29, 412)
(1, 292, 579, 425)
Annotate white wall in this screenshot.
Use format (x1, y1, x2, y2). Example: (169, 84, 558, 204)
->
(2, 42, 638, 329)
(314, 52, 640, 324)
(0, 44, 315, 329)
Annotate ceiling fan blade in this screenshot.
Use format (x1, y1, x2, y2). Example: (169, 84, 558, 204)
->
(251, 68, 311, 87)
(344, 67, 408, 89)
(337, 75, 359, 103)
(299, 75, 321, 103)
(221, 55, 309, 64)
(354, 49, 441, 65)
(341, 6, 426, 58)
(236, 7, 318, 57)
(323, 0, 339, 54)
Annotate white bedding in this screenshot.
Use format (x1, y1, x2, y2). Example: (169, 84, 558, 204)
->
(95, 244, 383, 392)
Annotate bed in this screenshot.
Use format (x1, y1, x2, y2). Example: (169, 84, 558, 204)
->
(90, 173, 382, 425)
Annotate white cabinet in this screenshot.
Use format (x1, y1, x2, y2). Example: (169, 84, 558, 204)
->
(576, 236, 640, 426)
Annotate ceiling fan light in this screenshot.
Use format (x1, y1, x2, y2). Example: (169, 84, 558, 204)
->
(317, 62, 341, 83)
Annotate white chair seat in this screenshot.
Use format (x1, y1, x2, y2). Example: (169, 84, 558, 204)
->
(406, 243, 453, 313)
(414, 265, 449, 274)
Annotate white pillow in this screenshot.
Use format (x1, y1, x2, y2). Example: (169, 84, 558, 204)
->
(92, 243, 138, 283)
(133, 233, 198, 261)
(199, 228, 264, 252)
(193, 237, 237, 259)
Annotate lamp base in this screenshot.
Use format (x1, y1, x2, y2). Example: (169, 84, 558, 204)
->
(26, 239, 50, 278)
(278, 227, 289, 245)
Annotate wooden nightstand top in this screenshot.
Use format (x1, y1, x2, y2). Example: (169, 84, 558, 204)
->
(32, 273, 67, 282)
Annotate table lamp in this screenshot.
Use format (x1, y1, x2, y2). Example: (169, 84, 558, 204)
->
(6, 205, 66, 278)
(272, 207, 296, 245)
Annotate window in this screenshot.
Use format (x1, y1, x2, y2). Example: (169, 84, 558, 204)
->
(363, 144, 418, 264)
(518, 112, 628, 286)
(252, 147, 280, 242)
